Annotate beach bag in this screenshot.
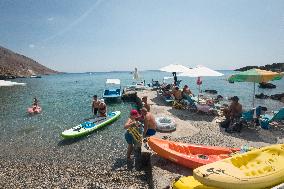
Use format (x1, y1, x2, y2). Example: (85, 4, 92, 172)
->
(220, 119, 231, 129)
(225, 119, 243, 133)
(231, 121, 243, 132)
(227, 120, 243, 133)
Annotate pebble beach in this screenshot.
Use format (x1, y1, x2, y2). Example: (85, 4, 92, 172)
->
(0, 132, 151, 188)
(136, 89, 284, 189)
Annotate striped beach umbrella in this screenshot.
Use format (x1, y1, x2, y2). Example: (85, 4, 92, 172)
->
(228, 68, 283, 107)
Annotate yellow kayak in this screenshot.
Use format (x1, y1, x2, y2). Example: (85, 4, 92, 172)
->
(173, 176, 217, 189)
(193, 144, 284, 189)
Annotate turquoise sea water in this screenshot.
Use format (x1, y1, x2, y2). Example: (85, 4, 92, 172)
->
(0, 70, 283, 143)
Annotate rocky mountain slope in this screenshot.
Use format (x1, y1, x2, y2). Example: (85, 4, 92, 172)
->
(0, 46, 58, 79)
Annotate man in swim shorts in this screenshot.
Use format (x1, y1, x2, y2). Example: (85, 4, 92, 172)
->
(141, 107, 157, 137)
(92, 95, 100, 116)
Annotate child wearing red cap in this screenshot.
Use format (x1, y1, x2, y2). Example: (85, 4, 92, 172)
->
(124, 109, 141, 159)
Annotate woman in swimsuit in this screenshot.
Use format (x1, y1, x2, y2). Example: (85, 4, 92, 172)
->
(98, 99, 107, 117)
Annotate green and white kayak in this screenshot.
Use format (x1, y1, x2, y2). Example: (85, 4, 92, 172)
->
(61, 111, 121, 139)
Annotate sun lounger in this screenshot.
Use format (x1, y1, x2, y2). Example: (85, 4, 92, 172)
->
(183, 95, 197, 109)
(241, 106, 264, 121)
(262, 107, 284, 121)
(260, 107, 284, 129)
(164, 96, 174, 103)
(183, 95, 217, 114)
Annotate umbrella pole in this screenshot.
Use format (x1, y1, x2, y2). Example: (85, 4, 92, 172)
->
(253, 82, 255, 107)
(198, 85, 200, 103)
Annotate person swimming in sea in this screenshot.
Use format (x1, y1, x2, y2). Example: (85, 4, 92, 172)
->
(32, 97, 39, 111)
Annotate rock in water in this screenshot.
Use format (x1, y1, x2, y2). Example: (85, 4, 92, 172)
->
(255, 93, 269, 99)
(204, 89, 218, 94)
(258, 82, 276, 89)
(270, 93, 284, 101)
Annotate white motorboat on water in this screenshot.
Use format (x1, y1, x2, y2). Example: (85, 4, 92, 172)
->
(126, 81, 149, 90)
(126, 67, 149, 90)
(102, 79, 122, 101)
(30, 74, 41, 78)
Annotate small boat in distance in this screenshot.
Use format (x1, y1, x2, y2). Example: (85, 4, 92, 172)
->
(30, 74, 42, 78)
(103, 79, 122, 101)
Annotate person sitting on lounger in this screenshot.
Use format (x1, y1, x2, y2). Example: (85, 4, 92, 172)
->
(172, 86, 183, 101)
(221, 96, 242, 130)
(182, 85, 193, 97)
(160, 84, 172, 98)
(223, 96, 242, 119)
(228, 96, 242, 119)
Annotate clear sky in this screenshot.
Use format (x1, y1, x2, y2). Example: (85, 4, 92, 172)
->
(0, 0, 283, 72)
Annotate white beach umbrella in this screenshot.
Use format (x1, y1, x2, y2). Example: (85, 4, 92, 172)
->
(160, 64, 191, 73)
(160, 64, 191, 85)
(177, 65, 224, 101)
(177, 65, 224, 77)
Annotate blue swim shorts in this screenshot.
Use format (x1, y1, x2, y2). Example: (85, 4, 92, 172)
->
(125, 131, 135, 144)
(146, 129, 156, 136)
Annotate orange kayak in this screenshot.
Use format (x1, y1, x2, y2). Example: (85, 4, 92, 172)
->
(147, 137, 240, 169)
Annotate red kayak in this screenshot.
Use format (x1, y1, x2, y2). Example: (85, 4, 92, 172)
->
(27, 106, 42, 114)
(147, 137, 240, 169)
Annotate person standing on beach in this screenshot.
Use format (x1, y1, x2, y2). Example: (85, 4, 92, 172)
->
(141, 107, 157, 137)
(172, 72, 177, 85)
(124, 109, 141, 159)
(182, 85, 193, 97)
(135, 96, 143, 113)
(92, 95, 100, 116)
(142, 96, 150, 112)
(98, 99, 107, 117)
